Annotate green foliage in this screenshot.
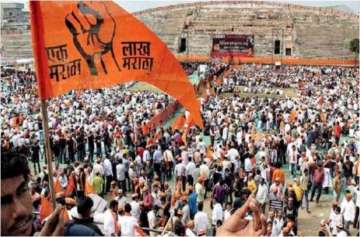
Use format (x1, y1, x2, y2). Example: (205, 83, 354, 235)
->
(350, 38, 359, 54)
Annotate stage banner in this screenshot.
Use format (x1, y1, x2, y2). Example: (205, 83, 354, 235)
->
(211, 34, 254, 57)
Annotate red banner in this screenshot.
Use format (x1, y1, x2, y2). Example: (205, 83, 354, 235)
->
(211, 34, 254, 57)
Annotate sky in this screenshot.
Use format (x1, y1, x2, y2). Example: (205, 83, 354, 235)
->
(11, 0, 360, 13)
(116, 0, 360, 13)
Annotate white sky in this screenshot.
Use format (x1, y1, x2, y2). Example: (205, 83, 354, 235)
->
(10, 0, 360, 13)
(116, 0, 360, 13)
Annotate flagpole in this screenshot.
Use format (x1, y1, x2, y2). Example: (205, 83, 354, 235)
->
(40, 98, 57, 208)
(132, 113, 137, 145)
(30, 1, 57, 209)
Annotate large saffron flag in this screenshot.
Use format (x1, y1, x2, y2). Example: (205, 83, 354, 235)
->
(30, 1, 203, 127)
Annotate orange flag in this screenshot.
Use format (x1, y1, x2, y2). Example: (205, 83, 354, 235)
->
(171, 114, 186, 130)
(40, 195, 53, 222)
(30, 1, 203, 127)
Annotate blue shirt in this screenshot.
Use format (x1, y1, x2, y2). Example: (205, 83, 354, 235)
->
(188, 192, 198, 216)
(153, 149, 162, 163)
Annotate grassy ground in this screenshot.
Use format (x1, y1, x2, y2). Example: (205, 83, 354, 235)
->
(163, 108, 185, 129)
(127, 82, 163, 93)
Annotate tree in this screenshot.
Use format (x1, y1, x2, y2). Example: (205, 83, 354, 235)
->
(350, 38, 359, 54)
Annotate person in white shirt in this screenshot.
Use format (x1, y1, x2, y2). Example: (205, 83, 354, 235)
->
(163, 148, 174, 179)
(103, 157, 113, 192)
(153, 146, 163, 180)
(58, 169, 68, 190)
(142, 149, 151, 163)
(185, 221, 196, 237)
(195, 177, 206, 202)
(226, 146, 239, 163)
(104, 200, 119, 236)
(194, 201, 209, 235)
(175, 160, 186, 191)
(212, 199, 223, 226)
(93, 158, 105, 177)
(197, 138, 207, 155)
(223, 202, 232, 221)
(271, 212, 284, 237)
(256, 178, 268, 212)
(199, 161, 210, 181)
(244, 156, 253, 174)
(340, 191, 355, 231)
(116, 159, 126, 193)
(181, 150, 189, 165)
(116, 189, 127, 208)
(147, 206, 157, 237)
(329, 205, 342, 236)
(118, 203, 145, 237)
(287, 144, 297, 177)
(130, 194, 140, 219)
(186, 157, 196, 186)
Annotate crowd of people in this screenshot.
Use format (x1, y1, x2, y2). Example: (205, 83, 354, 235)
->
(1, 62, 360, 237)
(1, 70, 172, 170)
(205, 64, 360, 236)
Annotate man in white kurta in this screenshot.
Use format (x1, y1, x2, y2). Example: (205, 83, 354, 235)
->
(340, 191, 355, 231)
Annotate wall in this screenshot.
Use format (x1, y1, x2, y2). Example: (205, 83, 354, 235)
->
(136, 1, 359, 58)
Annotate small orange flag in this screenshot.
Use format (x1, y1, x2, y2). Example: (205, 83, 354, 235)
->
(30, 1, 203, 127)
(171, 114, 186, 130)
(40, 195, 53, 222)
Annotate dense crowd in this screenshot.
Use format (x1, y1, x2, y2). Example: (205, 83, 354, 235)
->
(206, 64, 360, 236)
(1, 71, 172, 170)
(1, 63, 360, 237)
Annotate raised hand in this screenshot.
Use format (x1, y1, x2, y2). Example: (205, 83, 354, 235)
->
(38, 206, 64, 236)
(65, 1, 120, 75)
(216, 196, 267, 236)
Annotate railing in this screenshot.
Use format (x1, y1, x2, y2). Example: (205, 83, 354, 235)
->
(141, 101, 179, 134)
(175, 54, 358, 67)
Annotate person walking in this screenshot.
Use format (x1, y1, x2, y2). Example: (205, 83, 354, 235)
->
(310, 162, 324, 203)
(116, 159, 127, 193)
(300, 168, 311, 213)
(31, 139, 41, 175)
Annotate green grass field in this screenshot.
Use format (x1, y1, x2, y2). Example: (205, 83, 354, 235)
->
(127, 82, 163, 93)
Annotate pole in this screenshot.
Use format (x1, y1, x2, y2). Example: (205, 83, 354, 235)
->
(30, 1, 56, 208)
(132, 113, 137, 145)
(161, 211, 174, 236)
(272, 28, 274, 64)
(40, 99, 57, 208)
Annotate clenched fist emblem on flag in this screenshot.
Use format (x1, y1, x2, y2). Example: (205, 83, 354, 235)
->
(65, 1, 120, 75)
